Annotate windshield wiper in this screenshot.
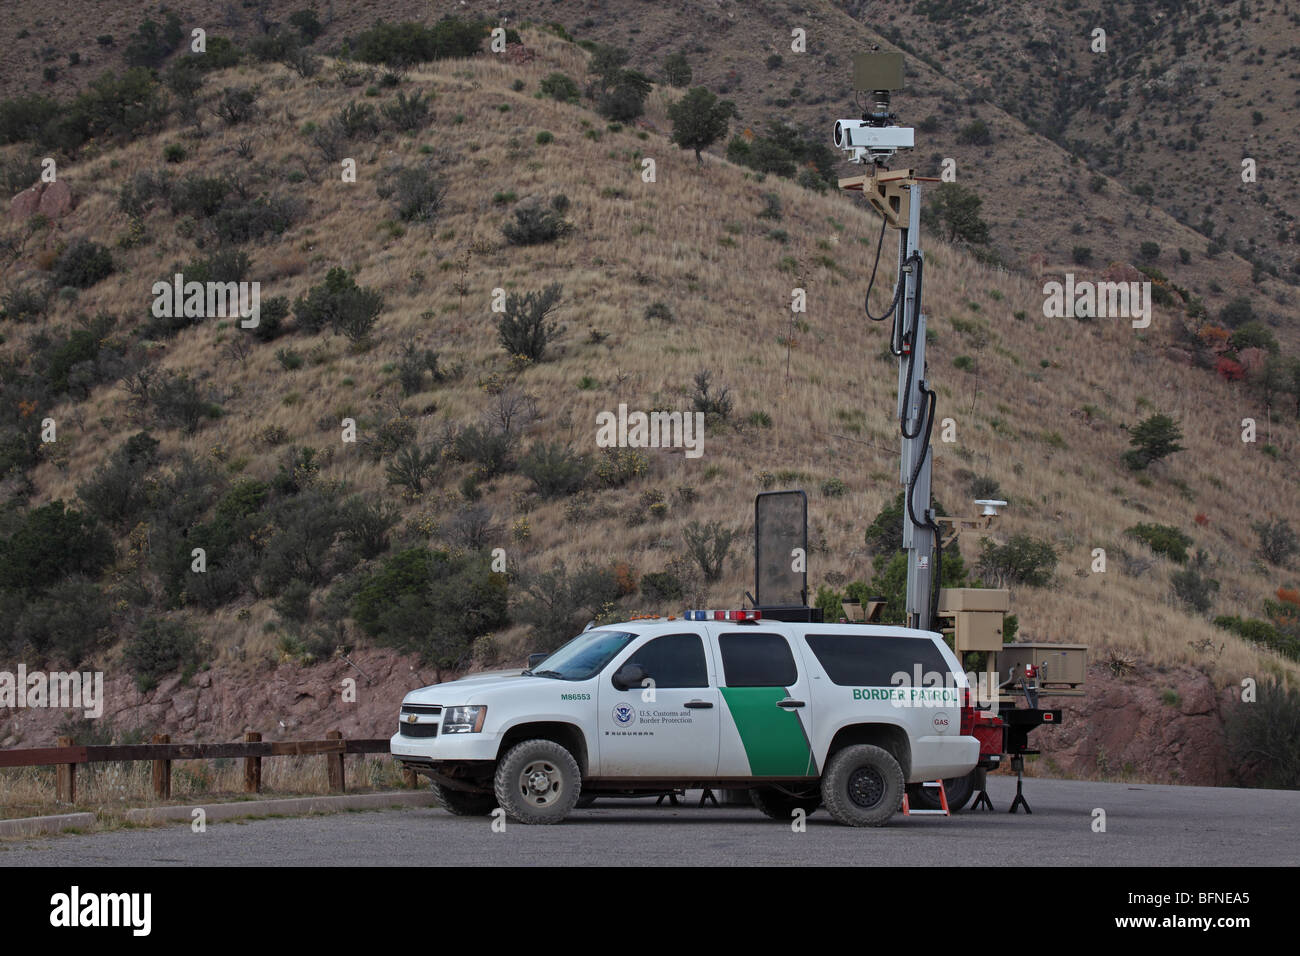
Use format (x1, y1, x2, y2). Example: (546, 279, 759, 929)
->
(532, 669, 564, 679)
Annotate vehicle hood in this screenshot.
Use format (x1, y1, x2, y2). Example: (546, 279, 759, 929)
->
(402, 670, 560, 705)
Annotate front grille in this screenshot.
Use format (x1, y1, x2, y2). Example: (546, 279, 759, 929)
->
(399, 722, 439, 738)
(401, 704, 442, 715)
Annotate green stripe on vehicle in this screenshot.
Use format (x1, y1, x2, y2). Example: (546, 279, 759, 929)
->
(720, 687, 816, 776)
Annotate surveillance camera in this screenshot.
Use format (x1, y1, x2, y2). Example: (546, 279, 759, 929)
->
(833, 120, 914, 162)
(834, 119, 864, 149)
(974, 499, 1008, 517)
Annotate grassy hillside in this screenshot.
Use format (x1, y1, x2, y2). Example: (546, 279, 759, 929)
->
(0, 18, 1297, 707)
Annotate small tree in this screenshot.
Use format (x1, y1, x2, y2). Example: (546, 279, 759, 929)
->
(663, 51, 692, 87)
(1254, 517, 1299, 566)
(668, 87, 737, 163)
(977, 535, 1057, 588)
(1123, 413, 1184, 470)
(683, 520, 735, 582)
(497, 284, 563, 361)
(1171, 549, 1219, 613)
(926, 183, 990, 245)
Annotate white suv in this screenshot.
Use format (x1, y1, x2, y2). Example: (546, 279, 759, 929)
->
(391, 613, 978, 826)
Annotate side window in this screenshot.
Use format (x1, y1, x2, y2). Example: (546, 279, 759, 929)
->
(622, 633, 709, 688)
(803, 634, 953, 686)
(718, 633, 797, 687)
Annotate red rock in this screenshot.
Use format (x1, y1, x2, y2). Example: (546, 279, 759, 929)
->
(10, 184, 42, 221)
(37, 180, 72, 218)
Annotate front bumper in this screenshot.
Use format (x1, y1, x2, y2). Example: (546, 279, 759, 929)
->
(389, 729, 501, 763)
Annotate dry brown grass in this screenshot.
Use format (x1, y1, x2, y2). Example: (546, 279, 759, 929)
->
(0, 755, 406, 822)
(2, 28, 1297, 697)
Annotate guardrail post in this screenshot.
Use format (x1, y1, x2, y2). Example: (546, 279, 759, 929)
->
(244, 732, 262, 793)
(326, 730, 345, 792)
(56, 736, 75, 804)
(151, 733, 171, 798)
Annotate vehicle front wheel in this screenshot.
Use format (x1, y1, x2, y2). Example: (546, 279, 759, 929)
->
(750, 786, 820, 821)
(493, 739, 582, 824)
(821, 744, 904, 827)
(430, 782, 497, 816)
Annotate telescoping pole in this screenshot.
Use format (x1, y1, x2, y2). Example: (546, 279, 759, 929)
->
(897, 182, 935, 632)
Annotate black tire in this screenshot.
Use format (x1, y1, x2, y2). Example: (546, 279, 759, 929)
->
(820, 744, 905, 827)
(750, 786, 820, 821)
(430, 782, 497, 816)
(493, 739, 582, 825)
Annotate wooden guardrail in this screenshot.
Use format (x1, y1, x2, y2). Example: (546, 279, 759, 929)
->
(0, 731, 397, 803)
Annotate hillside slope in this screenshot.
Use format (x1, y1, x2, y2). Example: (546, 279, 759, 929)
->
(0, 23, 1297, 784)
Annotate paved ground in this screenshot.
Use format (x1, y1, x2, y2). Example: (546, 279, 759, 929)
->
(1, 777, 1295, 866)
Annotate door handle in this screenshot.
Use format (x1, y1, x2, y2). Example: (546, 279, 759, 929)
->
(777, 699, 806, 708)
(684, 700, 714, 709)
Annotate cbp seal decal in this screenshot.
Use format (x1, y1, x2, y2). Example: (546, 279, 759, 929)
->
(611, 703, 637, 726)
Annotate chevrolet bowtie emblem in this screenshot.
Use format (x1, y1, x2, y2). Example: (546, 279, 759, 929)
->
(406, 714, 419, 723)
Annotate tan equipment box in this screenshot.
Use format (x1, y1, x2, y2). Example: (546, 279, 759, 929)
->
(1000, 642, 1088, 688)
(937, 588, 1010, 652)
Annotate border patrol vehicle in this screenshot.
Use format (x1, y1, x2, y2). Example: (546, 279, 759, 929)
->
(392, 609, 978, 826)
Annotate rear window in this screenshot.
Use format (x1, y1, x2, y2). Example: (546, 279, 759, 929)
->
(803, 633, 953, 687)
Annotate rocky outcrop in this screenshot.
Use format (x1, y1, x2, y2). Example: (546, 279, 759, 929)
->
(10, 180, 75, 222)
(1026, 663, 1232, 785)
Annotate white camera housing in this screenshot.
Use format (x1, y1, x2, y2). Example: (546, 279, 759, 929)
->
(833, 120, 914, 163)
(974, 499, 1008, 517)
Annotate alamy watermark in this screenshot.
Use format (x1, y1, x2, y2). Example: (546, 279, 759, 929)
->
(595, 403, 705, 459)
(151, 273, 261, 328)
(0, 665, 103, 718)
(1043, 273, 1150, 328)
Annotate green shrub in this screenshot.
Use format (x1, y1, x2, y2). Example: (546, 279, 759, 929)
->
(1254, 518, 1299, 566)
(821, 477, 847, 497)
(645, 301, 674, 322)
(957, 119, 992, 145)
(123, 618, 204, 691)
(215, 86, 259, 125)
(124, 13, 184, 69)
(76, 431, 160, 529)
(691, 369, 732, 423)
(976, 534, 1057, 587)
(1123, 413, 1184, 470)
(453, 424, 515, 478)
(1126, 523, 1193, 564)
(521, 442, 589, 498)
(497, 283, 563, 360)
(539, 72, 580, 102)
(641, 570, 684, 603)
(683, 520, 735, 582)
(352, 17, 487, 67)
(0, 501, 114, 593)
(385, 444, 441, 494)
(502, 202, 572, 245)
(594, 447, 647, 488)
(513, 561, 621, 649)
(1170, 549, 1218, 612)
(293, 268, 384, 341)
(52, 238, 114, 289)
(380, 161, 445, 222)
(10, 578, 111, 666)
(1225, 679, 1300, 788)
(354, 547, 507, 667)
(382, 90, 432, 130)
(163, 143, 187, 163)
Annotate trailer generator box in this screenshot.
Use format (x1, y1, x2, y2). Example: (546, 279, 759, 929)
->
(1000, 642, 1088, 688)
(937, 588, 1010, 652)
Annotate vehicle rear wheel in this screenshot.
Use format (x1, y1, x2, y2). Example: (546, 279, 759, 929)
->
(493, 739, 582, 824)
(821, 744, 904, 827)
(908, 770, 976, 813)
(430, 782, 497, 816)
(750, 786, 820, 820)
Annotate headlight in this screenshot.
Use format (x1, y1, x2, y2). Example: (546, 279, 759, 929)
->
(443, 706, 487, 734)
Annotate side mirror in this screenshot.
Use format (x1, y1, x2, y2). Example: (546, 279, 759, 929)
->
(526, 652, 548, 670)
(612, 662, 647, 691)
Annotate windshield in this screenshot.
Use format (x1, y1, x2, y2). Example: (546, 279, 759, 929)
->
(531, 630, 637, 681)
